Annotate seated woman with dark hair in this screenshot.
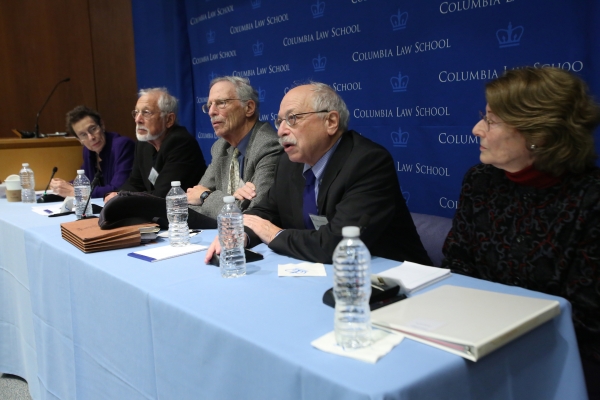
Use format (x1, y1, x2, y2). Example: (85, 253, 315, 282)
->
(441, 67, 600, 398)
(50, 105, 135, 198)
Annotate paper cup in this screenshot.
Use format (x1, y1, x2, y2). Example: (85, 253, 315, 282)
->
(4, 175, 21, 202)
(6, 189, 21, 202)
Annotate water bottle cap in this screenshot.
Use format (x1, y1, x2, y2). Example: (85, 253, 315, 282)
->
(77, 169, 85, 174)
(171, 181, 181, 186)
(22, 163, 29, 167)
(341, 226, 360, 237)
(223, 196, 235, 203)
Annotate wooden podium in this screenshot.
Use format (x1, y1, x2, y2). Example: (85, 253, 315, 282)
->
(0, 137, 83, 190)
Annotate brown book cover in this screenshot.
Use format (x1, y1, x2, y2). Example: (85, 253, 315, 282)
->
(60, 218, 158, 253)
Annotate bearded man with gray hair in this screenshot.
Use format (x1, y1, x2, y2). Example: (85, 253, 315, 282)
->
(106, 87, 206, 200)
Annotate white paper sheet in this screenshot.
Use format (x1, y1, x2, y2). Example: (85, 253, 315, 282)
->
(278, 262, 326, 277)
(128, 243, 208, 262)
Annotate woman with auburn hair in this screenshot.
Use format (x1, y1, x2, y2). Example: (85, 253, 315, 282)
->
(442, 67, 600, 398)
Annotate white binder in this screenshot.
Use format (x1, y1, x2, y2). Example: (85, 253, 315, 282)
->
(371, 285, 561, 361)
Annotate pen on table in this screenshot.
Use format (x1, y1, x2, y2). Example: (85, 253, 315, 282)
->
(371, 284, 385, 291)
(48, 211, 74, 217)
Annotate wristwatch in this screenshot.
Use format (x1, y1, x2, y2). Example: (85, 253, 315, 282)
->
(199, 190, 211, 205)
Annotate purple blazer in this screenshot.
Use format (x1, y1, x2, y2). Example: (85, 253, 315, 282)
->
(82, 131, 135, 198)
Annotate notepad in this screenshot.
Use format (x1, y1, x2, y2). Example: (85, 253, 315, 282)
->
(127, 243, 208, 262)
(375, 261, 451, 295)
(371, 285, 560, 361)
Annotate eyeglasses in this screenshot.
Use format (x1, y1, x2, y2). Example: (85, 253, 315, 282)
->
(131, 109, 155, 120)
(479, 111, 503, 132)
(274, 110, 329, 129)
(76, 124, 101, 141)
(202, 99, 243, 113)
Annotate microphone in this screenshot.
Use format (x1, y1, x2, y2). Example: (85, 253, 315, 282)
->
(357, 214, 371, 234)
(44, 166, 58, 194)
(23, 78, 71, 139)
(37, 166, 63, 203)
(81, 171, 102, 219)
(240, 199, 251, 211)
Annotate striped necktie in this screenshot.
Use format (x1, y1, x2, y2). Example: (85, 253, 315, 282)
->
(303, 168, 317, 229)
(228, 147, 240, 195)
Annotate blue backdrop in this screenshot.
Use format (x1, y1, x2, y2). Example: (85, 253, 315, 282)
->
(131, 0, 600, 218)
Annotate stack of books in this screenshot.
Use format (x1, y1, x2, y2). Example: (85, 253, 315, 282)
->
(61, 218, 159, 253)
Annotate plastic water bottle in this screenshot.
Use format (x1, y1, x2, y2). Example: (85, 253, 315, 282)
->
(217, 196, 246, 278)
(73, 170, 92, 219)
(166, 181, 190, 247)
(333, 226, 372, 350)
(19, 163, 36, 203)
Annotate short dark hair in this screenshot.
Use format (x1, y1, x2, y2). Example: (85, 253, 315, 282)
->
(66, 105, 102, 136)
(486, 67, 600, 176)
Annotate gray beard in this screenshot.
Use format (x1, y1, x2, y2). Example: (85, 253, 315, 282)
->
(136, 126, 165, 142)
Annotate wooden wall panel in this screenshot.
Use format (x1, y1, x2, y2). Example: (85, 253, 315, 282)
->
(0, 1, 96, 137)
(0, 0, 137, 140)
(89, 0, 138, 139)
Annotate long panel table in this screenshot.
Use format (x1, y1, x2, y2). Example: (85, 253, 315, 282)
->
(0, 199, 588, 399)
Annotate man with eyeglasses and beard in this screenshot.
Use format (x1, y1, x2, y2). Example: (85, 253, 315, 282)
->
(105, 87, 206, 201)
(205, 82, 431, 265)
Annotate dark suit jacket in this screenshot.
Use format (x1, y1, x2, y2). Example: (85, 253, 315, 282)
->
(119, 125, 207, 197)
(245, 130, 432, 265)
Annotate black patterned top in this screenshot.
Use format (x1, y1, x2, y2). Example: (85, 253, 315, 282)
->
(442, 163, 600, 361)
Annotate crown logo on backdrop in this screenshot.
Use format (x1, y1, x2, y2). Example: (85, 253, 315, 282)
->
(313, 54, 327, 71)
(391, 128, 409, 147)
(390, 10, 408, 31)
(311, 0, 325, 18)
(401, 187, 410, 203)
(206, 30, 216, 44)
(496, 22, 524, 48)
(258, 87, 266, 102)
(253, 40, 264, 56)
(390, 72, 409, 92)
(208, 71, 218, 82)
(251, 0, 261, 9)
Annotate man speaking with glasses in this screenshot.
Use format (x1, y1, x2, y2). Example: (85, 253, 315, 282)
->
(50, 105, 135, 199)
(205, 82, 431, 265)
(186, 76, 282, 221)
(106, 87, 206, 200)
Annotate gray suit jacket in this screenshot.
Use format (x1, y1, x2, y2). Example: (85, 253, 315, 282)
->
(189, 120, 282, 219)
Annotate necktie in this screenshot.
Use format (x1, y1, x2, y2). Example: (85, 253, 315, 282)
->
(303, 168, 318, 229)
(228, 147, 240, 195)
